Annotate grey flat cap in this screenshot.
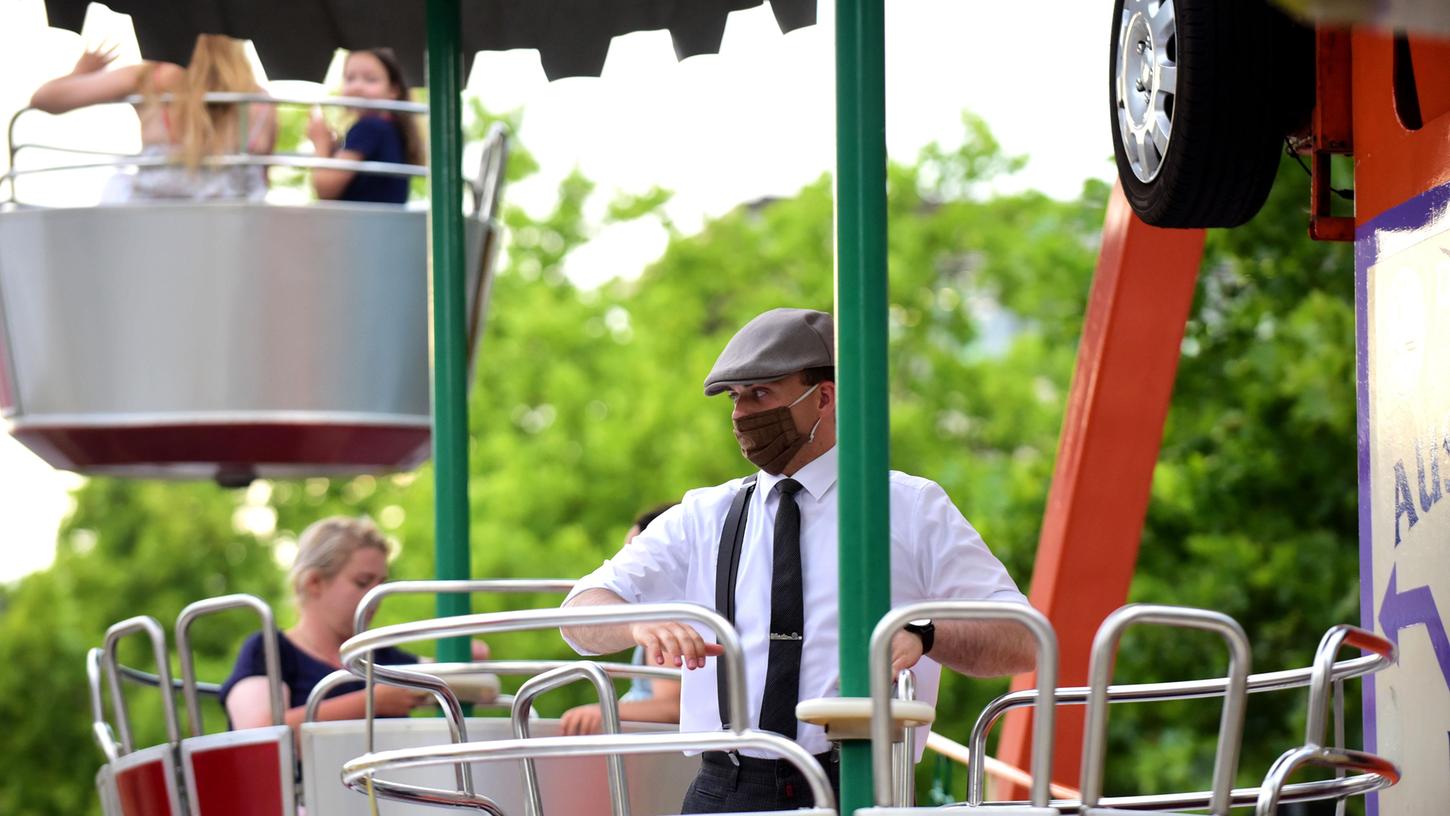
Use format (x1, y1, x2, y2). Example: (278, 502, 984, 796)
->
(703, 308, 835, 396)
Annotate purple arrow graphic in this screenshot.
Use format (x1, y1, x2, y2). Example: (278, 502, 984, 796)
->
(1379, 566, 1450, 692)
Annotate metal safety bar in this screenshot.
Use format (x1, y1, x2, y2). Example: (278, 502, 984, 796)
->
(893, 670, 916, 808)
(101, 616, 182, 756)
(301, 659, 680, 724)
(511, 662, 627, 816)
(357, 659, 475, 797)
(175, 594, 284, 736)
(353, 579, 577, 635)
(336, 603, 754, 813)
(5, 93, 428, 204)
(872, 602, 1059, 809)
(965, 646, 1390, 804)
(86, 647, 121, 763)
(339, 730, 837, 814)
(340, 604, 748, 736)
(1080, 605, 1251, 816)
(3, 152, 424, 180)
(349, 578, 585, 803)
(1252, 625, 1399, 816)
(471, 123, 508, 218)
(115, 663, 222, 697)
(1253, 746, 1399, 816)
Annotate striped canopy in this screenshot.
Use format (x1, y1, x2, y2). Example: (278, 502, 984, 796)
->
(40, 0, 817, 82)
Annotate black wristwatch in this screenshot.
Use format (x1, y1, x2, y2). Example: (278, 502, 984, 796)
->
(904, 619, 935, 655)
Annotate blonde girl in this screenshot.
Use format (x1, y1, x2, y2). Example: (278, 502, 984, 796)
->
(221, 516, 428, 730)
(29, 34, 276, 200)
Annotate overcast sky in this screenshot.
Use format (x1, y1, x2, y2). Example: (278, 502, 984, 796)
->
(0, 0, 1115, 581)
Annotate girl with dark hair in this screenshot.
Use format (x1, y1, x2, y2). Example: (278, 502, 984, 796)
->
(308, 48, 425, 204)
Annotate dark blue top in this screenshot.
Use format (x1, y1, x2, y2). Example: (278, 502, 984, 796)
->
(338, 115, 410, 204)
(219, 631, 418, 717)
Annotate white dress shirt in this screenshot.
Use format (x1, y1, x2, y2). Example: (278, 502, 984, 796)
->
(565, 445, 1028, 757)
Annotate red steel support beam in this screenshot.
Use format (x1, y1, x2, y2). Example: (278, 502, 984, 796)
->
(993, 184, 1206, 794)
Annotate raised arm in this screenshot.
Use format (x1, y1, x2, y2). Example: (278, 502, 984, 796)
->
(29, 51, 154, 114)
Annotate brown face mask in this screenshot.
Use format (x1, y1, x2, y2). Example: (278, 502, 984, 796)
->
(732, 384, 820, 475)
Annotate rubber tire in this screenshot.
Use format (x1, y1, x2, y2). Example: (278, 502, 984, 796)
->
(1108, 0, 1303, 228)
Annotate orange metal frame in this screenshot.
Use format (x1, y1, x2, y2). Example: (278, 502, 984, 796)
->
(993, 189, 1206, 792)
(994, 24, 1450, 794)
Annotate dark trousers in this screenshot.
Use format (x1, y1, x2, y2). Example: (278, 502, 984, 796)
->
(680, 750, 841, 813)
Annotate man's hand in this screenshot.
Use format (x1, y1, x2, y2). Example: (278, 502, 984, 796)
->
(629, 621, 724, 670)
(560, 703, 605, 735)
(890, 629, 925, 676)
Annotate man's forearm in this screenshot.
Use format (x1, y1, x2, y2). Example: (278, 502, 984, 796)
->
(561, 588, 638, 654)
(929, 619, 1037, 677)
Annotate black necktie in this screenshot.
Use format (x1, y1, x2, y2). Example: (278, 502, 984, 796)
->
(759, 478, 805, 739)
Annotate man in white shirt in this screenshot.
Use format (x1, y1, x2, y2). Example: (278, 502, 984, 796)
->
(562, 307, 1036, 813)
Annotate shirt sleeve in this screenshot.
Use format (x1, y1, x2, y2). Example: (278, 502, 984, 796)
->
(912, 480, 1028, 604)
(217, 632, 266, 709)
(342, 116, 392, 160)
(561, 501, 697, 654)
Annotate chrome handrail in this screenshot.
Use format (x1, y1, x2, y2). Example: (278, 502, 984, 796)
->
(86, 647, 121, 763)
(964, 653, 1387, 805)
(101, 616, 181, 755)
(301, 659, 680, 723)
(872, 601, 1058, 809)
(353, 579, 576, 636)
(2, 152, 425, 181)
(337, 604, 752, 814)
(1251, 625, 1399, 816)
(1305, 625, 1392, 747)
(6, 92, 428, 204)
(511, 662, 627, 816)
(443, 659, 680, 682)
(1079, 605, 1251, 816)
(472, 122, 509, 218)
(116, 663, 222, 696)
(1093, 771, 1390, 811)
(338, 731, 836, 814)
(894, 670, 917, 808)
(1254, 746, 1399, 816)
(119, 91, 427, 114)
(175, 594, 284, 736)
(339, 604, 748, 737)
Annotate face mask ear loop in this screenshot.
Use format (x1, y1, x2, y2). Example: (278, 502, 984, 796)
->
(788, 383, 819, 408)
(789, 383, 821, 443)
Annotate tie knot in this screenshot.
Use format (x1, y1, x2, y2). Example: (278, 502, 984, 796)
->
(777, 478, 804, 497)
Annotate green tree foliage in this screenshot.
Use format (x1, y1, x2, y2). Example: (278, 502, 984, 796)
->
(0, 107, 1356, 813)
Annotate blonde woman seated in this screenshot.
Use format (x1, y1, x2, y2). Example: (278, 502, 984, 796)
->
(221, 516, 490, 730)
(29, 35, 275, 201)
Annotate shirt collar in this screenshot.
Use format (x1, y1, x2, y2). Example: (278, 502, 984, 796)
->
(757, 445, 838, 503)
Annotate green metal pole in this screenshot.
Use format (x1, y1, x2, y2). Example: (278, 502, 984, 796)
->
(835, 0, 890, 811)
(426, 0, 471, 664)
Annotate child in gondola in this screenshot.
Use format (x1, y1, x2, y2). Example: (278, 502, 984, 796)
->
(307, 48, 424, 204)
(29, 35, 276, 201)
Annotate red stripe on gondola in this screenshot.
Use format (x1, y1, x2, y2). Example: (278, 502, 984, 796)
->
(189, 741, 286, 816)
(13, 423, 430, 473)
(115, 758, 174, 816)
